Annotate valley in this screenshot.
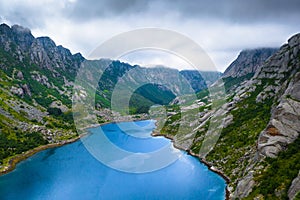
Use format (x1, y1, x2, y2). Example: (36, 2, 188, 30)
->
(0, 23, 299, 199)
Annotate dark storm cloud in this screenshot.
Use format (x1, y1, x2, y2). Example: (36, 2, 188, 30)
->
(67, 0, 150, 20)
(166, 0, 300, 23)
(2, 0, 300, 29)
(67, 0, 300, 24)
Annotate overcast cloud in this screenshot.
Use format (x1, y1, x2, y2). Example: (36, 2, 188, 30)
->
(0, 0, 299, 71)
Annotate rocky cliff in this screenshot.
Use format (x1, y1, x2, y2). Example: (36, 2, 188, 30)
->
(0, 24, 86, 168)
(232, 33, 300, 199)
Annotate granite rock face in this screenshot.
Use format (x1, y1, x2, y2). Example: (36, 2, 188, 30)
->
(232, 33, 300, 199)
(257, 33, 300, 158)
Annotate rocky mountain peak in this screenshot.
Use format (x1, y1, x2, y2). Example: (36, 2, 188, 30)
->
(36, 36, 57, 50)
(11, 24, 32, 35)
(288, 33, 300, 47)
(0, 23, 11, 35)
(223, 48, 278, 78)
(10, 24, 34, 51)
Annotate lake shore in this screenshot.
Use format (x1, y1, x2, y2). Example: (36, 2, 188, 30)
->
(0, 118, 147, 176)
(0, 134, 82, 176)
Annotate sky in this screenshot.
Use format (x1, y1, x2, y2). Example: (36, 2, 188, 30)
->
(0, 0, 300, 71)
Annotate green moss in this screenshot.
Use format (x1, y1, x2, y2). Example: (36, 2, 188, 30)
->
(295, 192, 300, 200)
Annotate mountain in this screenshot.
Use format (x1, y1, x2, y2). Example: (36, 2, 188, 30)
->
(158, 33, 300, 199)
(0, 24, 85, 168)
(223, 48, 278, 78)
(222, 48, 278, 92)
(233, 33, 300, 199)
(0, 24, 215, 169)
(179, 70, 221, 92)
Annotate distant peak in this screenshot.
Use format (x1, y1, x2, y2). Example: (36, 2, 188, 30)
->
(223, 47, 278, 78)
(0, 23, 10, 29)
(0, 23, 32, 37)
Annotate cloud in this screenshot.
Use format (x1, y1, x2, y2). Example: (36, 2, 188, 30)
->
(0, 0, 69, 28)
(0, 0, 299, 72)
(66, 0, 149, 21)
(119, 50, 194, 71)
(65, 0, 300, 25)
(165, 0, 300, 24)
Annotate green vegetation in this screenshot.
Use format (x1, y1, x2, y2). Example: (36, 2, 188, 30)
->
(246, 136, 300, 199)
(295, 192, 300, 200)
(160, 112, 181, 136)
(0, 127, 48, 165)
(196, 89, 209, 103)
(223, 73, 254, 92)
(205, 81, 273, 179)
(0, 33, 79, 167)
(129, 84, 176, 114)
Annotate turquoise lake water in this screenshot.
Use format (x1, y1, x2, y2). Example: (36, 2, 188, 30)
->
(0, 120, 226, 200)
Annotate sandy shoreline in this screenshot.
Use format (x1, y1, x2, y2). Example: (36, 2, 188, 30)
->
(0, 119, 231, 199)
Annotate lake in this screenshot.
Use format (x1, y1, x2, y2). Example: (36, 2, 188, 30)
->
(0, 120, 226, 199)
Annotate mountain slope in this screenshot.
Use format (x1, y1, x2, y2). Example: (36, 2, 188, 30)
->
(156, 33, 300, 199)
(209, 35, 300, 199)
(0, 24, 85, 168)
